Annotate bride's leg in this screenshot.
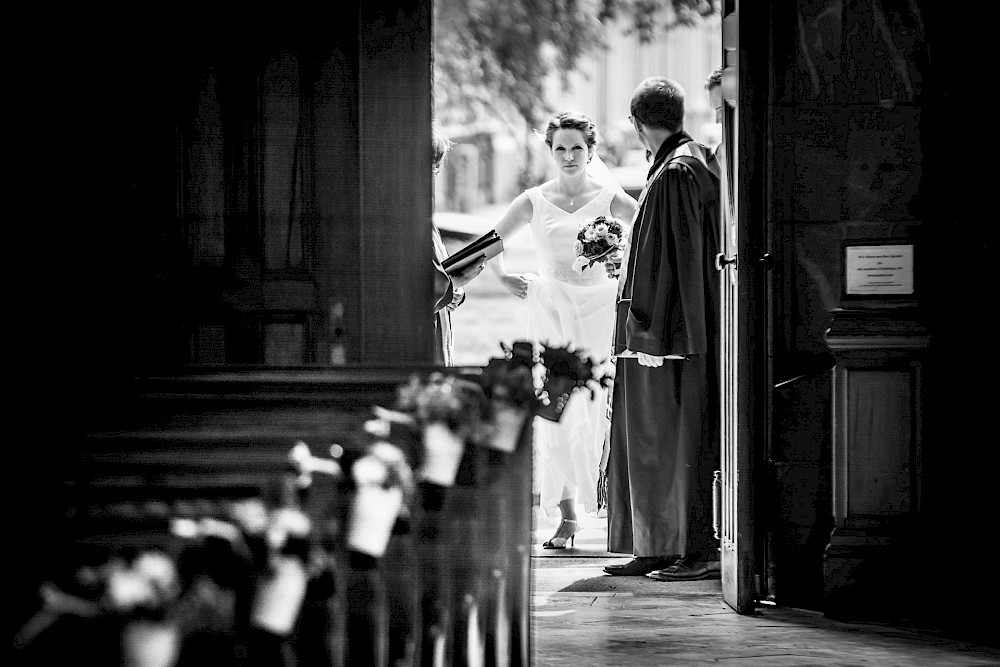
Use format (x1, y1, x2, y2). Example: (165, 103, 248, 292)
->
(542, 493, 581, 548)
(558, 494, 577, 522)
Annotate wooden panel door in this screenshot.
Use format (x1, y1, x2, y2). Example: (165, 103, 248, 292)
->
(173, 3, 434, 369)
(719, 0, 770, 614)
(176, 46, 331, 366)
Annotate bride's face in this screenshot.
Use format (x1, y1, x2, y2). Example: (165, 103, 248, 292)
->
(550, 129, 591, 176)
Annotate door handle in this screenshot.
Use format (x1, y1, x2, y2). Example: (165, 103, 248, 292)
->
(759, 253, 776, 270)
(714, 252, 737, 271)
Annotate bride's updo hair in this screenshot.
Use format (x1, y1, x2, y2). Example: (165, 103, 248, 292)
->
(544, 110, 599, 149)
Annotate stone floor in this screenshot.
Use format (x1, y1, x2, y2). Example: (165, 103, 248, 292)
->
(529, 511, 1000, 666)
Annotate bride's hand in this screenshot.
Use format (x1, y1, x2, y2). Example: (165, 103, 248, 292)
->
(604, 248, 623, 279)
(499, 274, 530, 300)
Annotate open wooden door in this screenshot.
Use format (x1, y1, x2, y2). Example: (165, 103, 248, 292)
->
(719, 0, 770, 614)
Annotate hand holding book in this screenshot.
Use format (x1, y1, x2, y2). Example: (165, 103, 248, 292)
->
(442, 230, 503, 277)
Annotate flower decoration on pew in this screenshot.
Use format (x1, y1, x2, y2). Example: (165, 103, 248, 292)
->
(536, 344, 613, 423)
(78, 550, 184, 622)
(18, 436, 400, 663)
(249, 505, 313, 636)
(288, 440, 343, 490)
(352, 441, 415, 497)
(394, 373, 490, 486)
(346, 442, 414, 560)
(172, 493, 317, 640)
(476, 341, 540, 452)
(482, 341, 538, 410)
(16, 548, 193, 660)
(396, 372, 490, 441)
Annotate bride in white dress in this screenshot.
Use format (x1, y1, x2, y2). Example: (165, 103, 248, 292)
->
(487, 110, 637, 548)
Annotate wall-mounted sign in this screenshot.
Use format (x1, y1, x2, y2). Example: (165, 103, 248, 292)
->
(844, 243, 914, 296)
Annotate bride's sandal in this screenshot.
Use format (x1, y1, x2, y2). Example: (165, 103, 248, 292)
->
(542, 519, 580, 549)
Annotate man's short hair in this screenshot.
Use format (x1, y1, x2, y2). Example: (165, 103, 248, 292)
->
(705, 65, 723, 91)
(630, 77, 685, 132)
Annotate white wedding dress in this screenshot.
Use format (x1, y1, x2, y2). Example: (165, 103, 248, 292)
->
(523, 185, 619, 518)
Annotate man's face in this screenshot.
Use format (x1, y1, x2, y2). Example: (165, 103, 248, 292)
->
(628, 113, 651, 154)
(709, 85, 723, 125)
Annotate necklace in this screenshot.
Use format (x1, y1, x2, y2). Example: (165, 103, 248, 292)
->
(560, 183, 585, 207)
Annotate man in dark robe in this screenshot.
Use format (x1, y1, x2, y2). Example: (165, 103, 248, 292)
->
(603, 77, 722, 579)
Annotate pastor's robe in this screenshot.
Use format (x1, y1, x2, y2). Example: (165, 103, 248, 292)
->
(432, 225, 464, 366)
(606, 131, 722, 559)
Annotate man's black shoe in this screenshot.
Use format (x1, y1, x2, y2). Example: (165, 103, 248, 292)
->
(603, 556, 676, 576)
(646, 557, 721, 581)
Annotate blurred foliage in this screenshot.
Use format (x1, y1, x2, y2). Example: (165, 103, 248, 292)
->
(603, 0, 721, 41)
(434, 0, 720, 127)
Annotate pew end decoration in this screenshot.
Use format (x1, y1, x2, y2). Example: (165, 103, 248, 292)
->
(535, 344, 613, 423)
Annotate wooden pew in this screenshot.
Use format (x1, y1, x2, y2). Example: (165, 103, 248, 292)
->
(17, 366, 533, 666)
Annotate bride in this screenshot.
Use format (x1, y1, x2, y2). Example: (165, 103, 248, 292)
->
(487, 110, 637, 548)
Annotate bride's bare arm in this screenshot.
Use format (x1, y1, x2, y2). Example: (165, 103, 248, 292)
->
(487, 193, 534, 298)
(491, 192, 533, 249)
(611, 191, 637, 229)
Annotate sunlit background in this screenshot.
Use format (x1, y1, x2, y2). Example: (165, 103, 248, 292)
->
(432, 2, 721, 365)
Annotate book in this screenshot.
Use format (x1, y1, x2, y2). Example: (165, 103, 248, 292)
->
(441, 230, 504, 276)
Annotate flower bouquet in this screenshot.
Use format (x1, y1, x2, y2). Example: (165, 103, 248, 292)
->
(536, 345, 613, 423)
(572, 214, 625, 276)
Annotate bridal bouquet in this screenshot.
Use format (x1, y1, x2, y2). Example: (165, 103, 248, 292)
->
(572, 214, 624, 276)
